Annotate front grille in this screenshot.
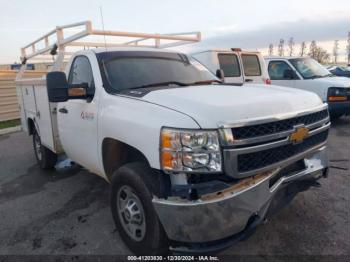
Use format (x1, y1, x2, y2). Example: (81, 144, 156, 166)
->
(232, 109, 329, 140)
(237, 130, 328, 173)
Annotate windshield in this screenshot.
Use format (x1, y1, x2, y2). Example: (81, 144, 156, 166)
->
(339, 66, 350, 72)
(289, 58, 331, 79)
(98, 51, 219, 92)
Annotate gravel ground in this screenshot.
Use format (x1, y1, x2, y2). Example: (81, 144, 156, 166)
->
(0, 117, 349, 261)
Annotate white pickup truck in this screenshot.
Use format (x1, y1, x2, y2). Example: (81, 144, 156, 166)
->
(191, 49, 271, 85)
(16, 22, 330, 254)
(266, 56, 350, 119)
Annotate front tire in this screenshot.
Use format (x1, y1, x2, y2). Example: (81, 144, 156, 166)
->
(33, 129, 57, 169)
(110, 162, 169, 255)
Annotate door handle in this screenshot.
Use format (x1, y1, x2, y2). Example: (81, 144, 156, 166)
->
(245, 79, 253, 82)
(59, 108, 68, 114)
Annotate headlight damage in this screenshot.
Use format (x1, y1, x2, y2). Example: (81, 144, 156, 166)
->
(160, 128, 222, 173)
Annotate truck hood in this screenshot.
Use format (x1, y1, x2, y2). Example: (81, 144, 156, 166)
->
(312, 76, 350, 87)
(142, 84, 324, 128)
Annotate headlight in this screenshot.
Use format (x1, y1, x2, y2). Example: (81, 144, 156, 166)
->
(328, 87, 348, 101)
(160, 128, 222, 173)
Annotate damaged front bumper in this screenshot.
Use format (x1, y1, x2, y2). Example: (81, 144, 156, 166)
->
(152, 147, 328, 252)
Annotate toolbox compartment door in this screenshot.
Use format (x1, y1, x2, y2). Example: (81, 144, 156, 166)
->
(17, 79, 58, 153)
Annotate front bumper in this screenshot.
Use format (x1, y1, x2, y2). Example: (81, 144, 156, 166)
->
(152, 147, 328, 251)
(328, 100, 350, 115)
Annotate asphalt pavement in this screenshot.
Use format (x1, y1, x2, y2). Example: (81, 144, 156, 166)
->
(0, 117, 349, 260)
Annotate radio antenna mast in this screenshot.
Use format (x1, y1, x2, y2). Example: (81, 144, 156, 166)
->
(99, 6, 107, 50)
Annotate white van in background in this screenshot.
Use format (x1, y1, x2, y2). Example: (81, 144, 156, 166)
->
(191, 49, 271, 85)
(265, 56, 350, 119)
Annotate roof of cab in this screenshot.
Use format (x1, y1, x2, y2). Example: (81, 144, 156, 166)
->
(190, 49, 261, 55)
(92, 47, 180, 54)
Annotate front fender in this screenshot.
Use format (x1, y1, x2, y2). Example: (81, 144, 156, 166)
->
(98, 94, 200, 175)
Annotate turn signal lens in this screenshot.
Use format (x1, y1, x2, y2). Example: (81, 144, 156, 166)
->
(161, 132, 172, 149)
(161, 129, 181, 149)
(161, 151, 180, 170)
(328, 96, 347, 101)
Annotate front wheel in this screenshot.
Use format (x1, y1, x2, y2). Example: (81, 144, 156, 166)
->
(110, 162, 169, 255)
(33, 129, 57, 169)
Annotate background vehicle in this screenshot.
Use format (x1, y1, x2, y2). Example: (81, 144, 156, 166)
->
(191, 49, 271, 85)
(266, 56, 350, 119)
(17, 22, 329, 255)
(328, 66, 350, 78)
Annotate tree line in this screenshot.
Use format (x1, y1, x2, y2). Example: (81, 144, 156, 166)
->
(268, 32, 350, 65)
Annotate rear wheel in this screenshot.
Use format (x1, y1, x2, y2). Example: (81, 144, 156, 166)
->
(33, 129, 57, 169)
(110, 162, 169, 255)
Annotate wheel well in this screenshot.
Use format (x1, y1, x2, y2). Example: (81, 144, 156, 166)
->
(102, 138, 150, 181)
(27, 118, 35, 135)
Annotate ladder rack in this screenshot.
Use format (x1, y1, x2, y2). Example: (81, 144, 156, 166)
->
(20, 21, 201, 64)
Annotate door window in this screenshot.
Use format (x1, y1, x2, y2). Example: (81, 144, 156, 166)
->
(268, 61, 294, 80)
(68, 56, 95, 97)
(218, 54, 241, 77)
(242, 54, 261, 76)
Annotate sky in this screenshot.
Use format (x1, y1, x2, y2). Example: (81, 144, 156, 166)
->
(0, 0, 349, 64)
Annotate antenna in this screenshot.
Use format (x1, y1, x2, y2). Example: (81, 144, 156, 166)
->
(99, 6, 107, 51)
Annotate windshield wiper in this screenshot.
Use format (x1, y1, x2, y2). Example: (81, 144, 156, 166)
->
(189, 79, 223, 85)
(309, 74, 335, 79)
(128, 81, 190, 90)
(308, 75, 324, 79)
(126, 79, 222, 91)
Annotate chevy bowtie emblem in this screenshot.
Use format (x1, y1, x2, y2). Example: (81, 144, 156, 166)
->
(289, 126, 309, 143)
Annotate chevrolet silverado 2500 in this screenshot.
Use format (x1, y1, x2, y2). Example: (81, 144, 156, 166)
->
(16, 22, 330, 254)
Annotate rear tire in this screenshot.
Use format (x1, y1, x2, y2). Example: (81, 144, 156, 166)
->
(33, 129, 57, 169)
(110, 162, 169, 255)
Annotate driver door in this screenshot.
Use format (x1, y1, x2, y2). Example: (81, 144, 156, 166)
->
(57, 55, 100, 174)
(268, 60, 297, 88)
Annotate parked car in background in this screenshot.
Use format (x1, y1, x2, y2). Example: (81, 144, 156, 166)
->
(328, 66, 350, 78)
(191, 49, 271, 85)
(265, 56, 350, 119)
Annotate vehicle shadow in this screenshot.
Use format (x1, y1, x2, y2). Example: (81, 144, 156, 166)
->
(0, 163, 82, 204)
(330, 115, 350, 127)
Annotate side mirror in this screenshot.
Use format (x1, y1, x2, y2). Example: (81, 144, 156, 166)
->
(47, 72, 69, 102)
(47, 71, 88, 102)
(216, 69, 225, 82)
(283, 69, 297, 80)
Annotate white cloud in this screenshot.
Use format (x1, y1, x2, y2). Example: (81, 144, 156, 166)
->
(175, 17, 350, 62)
(206, 25, 239, 36)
